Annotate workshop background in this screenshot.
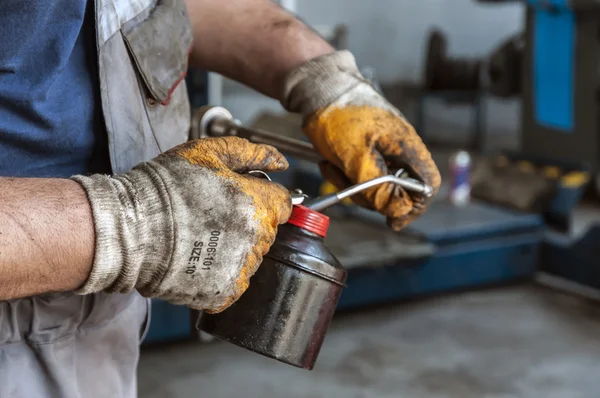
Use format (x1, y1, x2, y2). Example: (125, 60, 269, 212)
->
(139, 1, 600, 397)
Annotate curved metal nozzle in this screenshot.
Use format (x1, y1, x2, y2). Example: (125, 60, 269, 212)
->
(304, 169, 433, 212)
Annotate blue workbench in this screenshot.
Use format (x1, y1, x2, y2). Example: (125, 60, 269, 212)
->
(335, 201, 542, 310)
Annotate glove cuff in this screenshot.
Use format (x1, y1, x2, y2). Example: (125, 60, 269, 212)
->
(72, 163, 174, 295)
(280, 50, 369, 116)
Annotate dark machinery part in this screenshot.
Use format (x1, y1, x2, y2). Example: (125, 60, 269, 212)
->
(521, 5, 600, 169)
(423, 29, 523, 98)
(488, 33, 524, 98)
(424, 29, 483, 92)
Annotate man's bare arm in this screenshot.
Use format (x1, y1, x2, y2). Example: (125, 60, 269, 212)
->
(185, 0, 334, 98)
(0, 178, 94, 299)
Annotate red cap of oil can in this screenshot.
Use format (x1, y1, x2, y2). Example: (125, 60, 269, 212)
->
(287, 205, 330, 237)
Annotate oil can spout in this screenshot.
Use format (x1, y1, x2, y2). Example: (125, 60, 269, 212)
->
(247, 168, 433, 212)
(304, 169, 433, 212)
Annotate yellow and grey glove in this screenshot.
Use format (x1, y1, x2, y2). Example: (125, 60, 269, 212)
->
(72, 137, 292, 313)
(281, 50, 441, 230)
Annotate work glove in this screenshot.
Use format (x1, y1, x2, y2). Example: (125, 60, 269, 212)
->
(72, 137, 292, 313)
(281, 51, 441, 230)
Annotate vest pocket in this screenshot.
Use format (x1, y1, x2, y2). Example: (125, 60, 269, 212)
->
(121, 0, 193, 106)
(120, 0, 193, 154)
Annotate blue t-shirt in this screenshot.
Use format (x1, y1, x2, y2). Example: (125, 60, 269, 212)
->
(0, 0, 110, 178)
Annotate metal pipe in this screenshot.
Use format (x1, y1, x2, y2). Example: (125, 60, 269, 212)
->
(191, 106, 322, 163)
(305, 170, 433, 212)
(210, 119, 323, 164)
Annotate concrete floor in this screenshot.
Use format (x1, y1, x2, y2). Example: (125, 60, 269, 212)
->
(138, 285, 600, 398)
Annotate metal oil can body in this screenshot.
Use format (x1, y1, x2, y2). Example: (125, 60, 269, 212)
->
(198, 208, 346, 370)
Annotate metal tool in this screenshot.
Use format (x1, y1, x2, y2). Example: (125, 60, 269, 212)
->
(248, 168, 432, 210)
(191, 106, 322, 163)
(305, 169, 433, 211)
(192, 106, 434, 198)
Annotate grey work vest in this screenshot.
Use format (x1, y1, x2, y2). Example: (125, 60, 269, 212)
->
(0, 1, 193, 397)
(97, 0, 193, 173)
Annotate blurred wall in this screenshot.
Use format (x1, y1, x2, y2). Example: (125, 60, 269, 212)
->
(295, 0, 526, 150)
(296, 0, 525, 85)
(224, 1, 526, 149)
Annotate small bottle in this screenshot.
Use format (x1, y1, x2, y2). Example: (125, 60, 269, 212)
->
(449, 150, 471, 206)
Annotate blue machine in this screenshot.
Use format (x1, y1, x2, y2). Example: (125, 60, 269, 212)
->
(522, 0, 600, 170)
(542, 226, 600, 291)
(483, 0, 600, 291)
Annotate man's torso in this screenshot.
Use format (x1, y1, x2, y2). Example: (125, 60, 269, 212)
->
(0, 1, 193, 396)
(0, 0, 110, 177)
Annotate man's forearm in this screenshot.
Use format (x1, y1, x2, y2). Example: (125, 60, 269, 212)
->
(185, 0, 334, 98)
(0, 178, 94, 299)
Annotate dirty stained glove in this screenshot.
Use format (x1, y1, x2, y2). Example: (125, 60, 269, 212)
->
(281, 50, 441, 230)
(72, 137, 292, 313)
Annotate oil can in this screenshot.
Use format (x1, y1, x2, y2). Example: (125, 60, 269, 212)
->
(198, 205, 346, 370)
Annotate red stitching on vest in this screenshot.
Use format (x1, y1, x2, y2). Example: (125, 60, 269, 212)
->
(160, 46, 193, 106)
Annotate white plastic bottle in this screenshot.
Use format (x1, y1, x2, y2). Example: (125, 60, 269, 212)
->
(449, 150, 472, 207)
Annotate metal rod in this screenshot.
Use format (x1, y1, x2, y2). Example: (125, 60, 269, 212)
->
(210, 119, 323, 164)
(305, 173, 433, 212)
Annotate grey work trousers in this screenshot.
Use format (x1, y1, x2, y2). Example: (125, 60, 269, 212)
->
(0, 291, 149, 398)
